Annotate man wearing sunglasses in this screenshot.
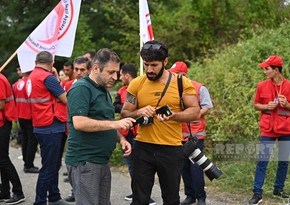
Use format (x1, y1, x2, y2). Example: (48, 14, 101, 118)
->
(121, 40, 201, 205)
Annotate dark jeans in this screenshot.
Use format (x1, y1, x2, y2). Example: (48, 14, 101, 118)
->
(253, 135, 290, 195)
(182, 139, 206, 200)
(131, 141, 184, 205)
(34, 132, 63, 205)
(0, 120, 23, 196)
(19, 118, 38, 169)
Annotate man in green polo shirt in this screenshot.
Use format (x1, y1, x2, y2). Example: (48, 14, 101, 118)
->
(65, 48, 135, 205)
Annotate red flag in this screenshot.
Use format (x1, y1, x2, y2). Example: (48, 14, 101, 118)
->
(139, 0, 154, 43)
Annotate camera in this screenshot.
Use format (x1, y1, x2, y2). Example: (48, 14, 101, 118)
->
(132, 116, 153, 127)
(183, 136, 222, 181)
(156, 104, 172, 117)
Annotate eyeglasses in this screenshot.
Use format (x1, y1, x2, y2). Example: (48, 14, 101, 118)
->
(142, 43, 162, 50)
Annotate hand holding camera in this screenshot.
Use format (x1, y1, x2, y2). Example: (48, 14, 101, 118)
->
(132, 105, 173, 127)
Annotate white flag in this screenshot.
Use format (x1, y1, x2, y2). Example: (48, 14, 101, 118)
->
(17, 0, 82, 73)
(139, 0, 154, 43)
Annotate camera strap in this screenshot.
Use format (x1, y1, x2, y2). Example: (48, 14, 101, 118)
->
(155, 72, 172, 108)
(177, 74, 194, 140)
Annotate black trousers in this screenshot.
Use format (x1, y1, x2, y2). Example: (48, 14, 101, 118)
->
(0, 120, 23, 195)
(19, 118, 38, 168)
(131, 141, 184, 205)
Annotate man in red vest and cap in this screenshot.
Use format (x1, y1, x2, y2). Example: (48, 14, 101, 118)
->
(170, 61, 213, 205)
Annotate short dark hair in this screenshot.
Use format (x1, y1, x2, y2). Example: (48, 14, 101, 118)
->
(121, 64, 137, 78)
(74, 56, 91, 70)
(63, 61, 74, 69)
(140, 40, 168, 62)
(93, 48, 120, 72)
(35, 51, 53, 65)
(271, 65, 283, 73)
(83, 50, 96, 60)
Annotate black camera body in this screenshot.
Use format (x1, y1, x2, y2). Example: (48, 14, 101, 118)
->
(183, 136, 222, 181)
(156, 104, 172, 117)
(132, 116, 153, 127)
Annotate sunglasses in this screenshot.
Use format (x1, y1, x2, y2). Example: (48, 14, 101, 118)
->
(142, 43, 162, 50)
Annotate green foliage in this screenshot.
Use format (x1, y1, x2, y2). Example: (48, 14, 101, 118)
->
(188, 21, 290, 143)
(110, 143, 126, 166)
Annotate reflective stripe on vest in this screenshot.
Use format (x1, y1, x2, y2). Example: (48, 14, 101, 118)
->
(15, 98, 30, 103)
(278, 110, 290, 116)
(5, 95, 14, 102)
(262, 110, 290, 116)
(29, 98, 51, 103)
(184, 131, 206, 138)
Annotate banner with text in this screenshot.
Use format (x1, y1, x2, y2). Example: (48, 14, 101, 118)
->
(17, 0, 81, 72)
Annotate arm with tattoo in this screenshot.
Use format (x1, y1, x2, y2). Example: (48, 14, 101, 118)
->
(120, 92, 139, 118)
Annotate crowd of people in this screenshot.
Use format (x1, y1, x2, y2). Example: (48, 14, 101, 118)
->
(0, 40, 289, 205)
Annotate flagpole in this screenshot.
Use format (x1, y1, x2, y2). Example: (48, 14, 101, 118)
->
(140, 36, 143, 76)
(0, 50, 17, 72)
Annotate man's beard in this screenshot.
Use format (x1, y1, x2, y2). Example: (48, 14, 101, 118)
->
(146, 65, 164, 81)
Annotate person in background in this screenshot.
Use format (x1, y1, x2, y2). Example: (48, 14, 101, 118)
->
(58, 69, 69, 87)
(63, 61, 74, 81)
(121, 40, 200, 205)
(249, 56, 290, 205)
(63, 56, 91, 203)
(83, 50, 96, 62)
(65, 48, 134, 204)
(113, 64, 156, 204)
(13, 70, 39, 174)
(0, 72, 25, 205)
(170, 61, 213, 205)
(16, 66, 23, 79)
(27, 51, 69, 205)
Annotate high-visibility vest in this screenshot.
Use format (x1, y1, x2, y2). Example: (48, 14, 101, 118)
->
(28, 67, 67, 127)
(0, 73, 17, 127)
(182, 81, 206, 141)
(257, 79, 290, 135)
(13, 78, 32, 120)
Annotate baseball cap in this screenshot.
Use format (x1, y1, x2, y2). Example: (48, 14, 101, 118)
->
(169, 61, 188, 74)
(259, 55, 283, 68)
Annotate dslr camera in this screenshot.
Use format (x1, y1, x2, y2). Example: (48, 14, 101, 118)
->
(183, 136, 222, 181)
(132, 116, 154, 126)
(132, 105, 173, 127)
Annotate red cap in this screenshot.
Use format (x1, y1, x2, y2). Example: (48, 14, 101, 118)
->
(259, 56, 283, 68)
(169, 62, 188, 74)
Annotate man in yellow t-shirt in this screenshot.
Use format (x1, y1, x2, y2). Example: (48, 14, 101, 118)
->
(121, 40, 200, 205)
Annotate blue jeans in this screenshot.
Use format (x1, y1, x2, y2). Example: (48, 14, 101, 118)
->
(253, 135, 290, 195)
(182, 139, 206, 200)
(34, 132, 63, 205)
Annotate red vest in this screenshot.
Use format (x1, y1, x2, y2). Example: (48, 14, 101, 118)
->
(182, 81, 206, 141)
(13, 78, 32, 120)
(0, 74, 17, 127)
(28, 67, 67, 126)
(117, 85, 138, 137)
(257, 79, 290, 136)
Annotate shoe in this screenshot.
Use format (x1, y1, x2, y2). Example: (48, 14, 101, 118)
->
(49, 199, 72, 205)
(181, 196, 196, 205)
(23, 166, 39, 173)
(63, 177, 70, 183)
(124, 194, 133, 201)
(149, 198, 156, 205)
(273, 189, 290, 198)
(248, 193, 262, 205)
(64, 195, 75, 202)
(63, 172, 68, 176)
(197, 197, 206, 205)
(5, 194, 25, 205)
(0, 192, 10, 201)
